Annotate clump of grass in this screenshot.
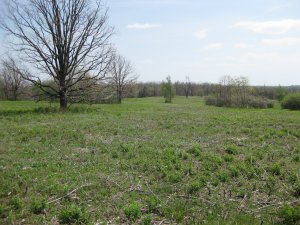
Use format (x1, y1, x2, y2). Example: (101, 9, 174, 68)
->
(162, 200, 187, 222)
(293, 181, 300, 197)
(217, 171, 229, 183)
(269, 163, 281, 176)
(123, 202, 141, 221)
(229, 165, 240, 178)
(167, 172, 182, 183)
(278, 204, 300, 225)
(293, 155, 300, 162)
(145, 196, 159, 213)
(187, 181, 203, 194)
(59, 204, 88, 224)
(187, 144, 202, 156)
(0, 205, 4, 218)
(142, 214, 152, 225)
(225, 145, 238, 155)
(30, 199, 47, 214)
(10, 197, 22, 210)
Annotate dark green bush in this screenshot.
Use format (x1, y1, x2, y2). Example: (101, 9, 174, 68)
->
(281, 93, 300, 110)
(59, 205, 88, 224)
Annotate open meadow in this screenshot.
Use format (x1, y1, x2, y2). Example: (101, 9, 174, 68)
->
(0, 97, 300, 224)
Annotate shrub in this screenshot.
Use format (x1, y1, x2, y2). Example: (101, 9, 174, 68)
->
(281, 93, 300, 110)
(247, 96, 274, 109)
(205, 94, 274, 109)
(30, 199, 47, 214)
(124, 202, 141, 221)
(59, 205, 88, 224)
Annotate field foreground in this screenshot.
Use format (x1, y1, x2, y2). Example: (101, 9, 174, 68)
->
(0, 97, 300, 224)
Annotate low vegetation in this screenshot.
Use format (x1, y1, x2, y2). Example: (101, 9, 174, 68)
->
(0, 97, 299, 224)
(281, 93, 300, 110)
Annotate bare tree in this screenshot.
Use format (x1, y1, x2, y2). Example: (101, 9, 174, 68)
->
(184, 76, 192, 98)
(1, 0, 114, 109)
(0, 58, 26, 100)
(107, 53, 137, 103)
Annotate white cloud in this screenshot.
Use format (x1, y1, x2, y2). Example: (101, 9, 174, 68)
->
(234, 43, 250, 49)
(235, 19, 300, 35)
(127, 23, 161, 29)
(203, 43, 223, 50)
(195, 29, 208, 39)
(262, 37, 300, 46)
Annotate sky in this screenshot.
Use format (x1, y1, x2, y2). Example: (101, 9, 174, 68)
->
(1, 0, 300, 86)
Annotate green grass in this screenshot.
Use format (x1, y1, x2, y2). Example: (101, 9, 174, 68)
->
(0, 97, 299, 224)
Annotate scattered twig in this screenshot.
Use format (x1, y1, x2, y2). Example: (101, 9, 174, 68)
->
(47, 183, 92, 204)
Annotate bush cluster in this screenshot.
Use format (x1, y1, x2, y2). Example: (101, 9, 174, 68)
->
(281, 93, 300, 110)
(204, 95, 274, 109)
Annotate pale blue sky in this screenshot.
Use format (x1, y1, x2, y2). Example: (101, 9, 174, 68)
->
(1, 0, 300, 85)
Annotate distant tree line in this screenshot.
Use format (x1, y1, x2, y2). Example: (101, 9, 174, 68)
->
(1, 66, 299, 104)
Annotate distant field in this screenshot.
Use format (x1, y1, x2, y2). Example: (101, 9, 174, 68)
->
(0, 97, 299, 224)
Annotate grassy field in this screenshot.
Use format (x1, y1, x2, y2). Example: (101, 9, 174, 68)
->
(0, 97, 299, 224)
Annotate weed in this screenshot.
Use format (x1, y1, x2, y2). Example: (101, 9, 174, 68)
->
(145, 196, 159, 213)
(142, 214, 152, 225)
(30, 199, 47, 214)
(269, 163, 281, 176)
(10, 197, 22, 210)
(123, 202, 141, 221)
(293, 181, 300, 197)
(278, 204, 300, 225)
(187, 181, 202, 194)
(0, 205, 4, 218)
(225, 145, 238, 155)
(59, 204, 88, 224)
(187, 144, 202, 156)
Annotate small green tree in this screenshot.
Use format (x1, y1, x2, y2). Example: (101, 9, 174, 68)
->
(276, 86, 288, 102)
(161, 76, 175, 103)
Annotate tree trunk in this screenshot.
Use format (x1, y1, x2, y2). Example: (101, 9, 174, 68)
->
(117, 90, 122, 104)
(59, 91, 67, 110)
(59, 78, 67, 110)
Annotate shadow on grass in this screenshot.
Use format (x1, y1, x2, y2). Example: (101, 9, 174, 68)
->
(0, 105, 98, 116)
